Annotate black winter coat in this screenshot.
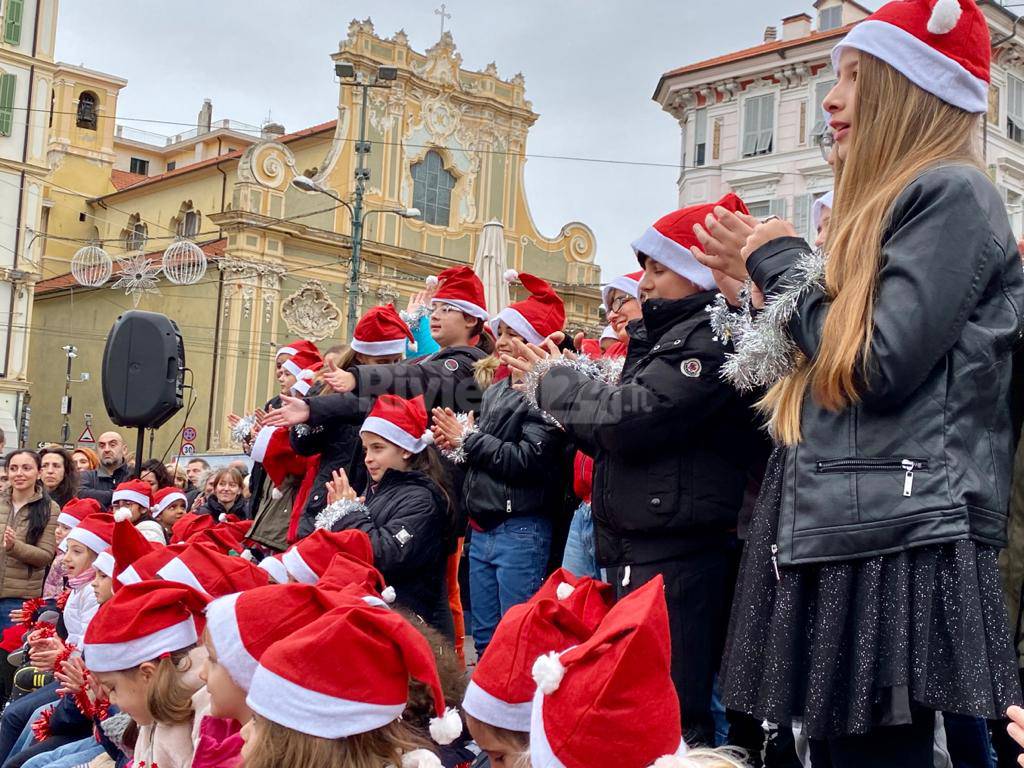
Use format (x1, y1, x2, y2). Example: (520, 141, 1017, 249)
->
(748, 165, 1024, 565)
(329, 469, 452, 636)
(78, 463, 133, 508)
(462, 378, 572, 531)
(198, 494, 247, 521)
(537, 292, 762, 568)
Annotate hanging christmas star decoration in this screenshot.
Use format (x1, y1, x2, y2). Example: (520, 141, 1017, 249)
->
(111, 253, 162, 307)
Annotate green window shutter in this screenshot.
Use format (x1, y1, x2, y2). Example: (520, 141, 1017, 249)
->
(4, 0, 24, 45)
(0, 74, 15, 137)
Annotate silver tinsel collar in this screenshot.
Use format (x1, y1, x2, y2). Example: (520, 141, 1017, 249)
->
(315, 497, 369, 531)
(230, 413, 258, 444)
(706, 248, 826, 391)
(399, 304, 431, 326)
(518, 354, 610, 430)
(438, 413, 478, 465)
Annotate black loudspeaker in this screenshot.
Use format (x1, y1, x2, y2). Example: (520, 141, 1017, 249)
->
(102, 311, 184, 429)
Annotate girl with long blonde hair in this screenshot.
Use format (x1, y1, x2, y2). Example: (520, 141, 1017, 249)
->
(694, 1, 1024, 764)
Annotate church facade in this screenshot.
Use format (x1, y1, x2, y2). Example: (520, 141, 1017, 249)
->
(28, 18, 602, 455)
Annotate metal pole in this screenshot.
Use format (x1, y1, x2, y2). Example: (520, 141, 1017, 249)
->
(60, 346, 75, 444)
(346, 83, 370, 339)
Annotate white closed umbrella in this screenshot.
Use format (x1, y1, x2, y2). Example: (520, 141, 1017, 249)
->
(473, 220, 510, 314)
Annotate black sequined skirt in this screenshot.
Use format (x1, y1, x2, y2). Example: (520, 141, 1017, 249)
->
(721, 448, 1022, 739)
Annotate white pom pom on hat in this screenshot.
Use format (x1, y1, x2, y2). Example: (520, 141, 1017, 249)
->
(428, 706, 464, 745)
(218, 513, 228, 523)
(503, 269, 519, 284)
(113, 508, 134, 523)
(532, 651, 566, 695)
(555, 582, 575, 600)
(381, 585, 397, 604)
(271, 487, 283, 501)
(401, 749, 443, 768)
(928, 0, 962, 34)
(425, 275, 439, 288)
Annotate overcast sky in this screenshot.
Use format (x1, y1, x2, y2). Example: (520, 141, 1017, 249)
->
(54, 0, 875, 278)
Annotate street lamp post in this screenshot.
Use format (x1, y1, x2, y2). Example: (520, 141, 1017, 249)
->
(291, 63, 420, 339)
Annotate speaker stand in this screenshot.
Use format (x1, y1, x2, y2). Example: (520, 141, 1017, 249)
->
(134, 427, 145, 478)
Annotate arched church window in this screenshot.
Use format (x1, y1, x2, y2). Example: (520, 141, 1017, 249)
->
(76, 91, 98, 130)
(411, 150, 455, 227)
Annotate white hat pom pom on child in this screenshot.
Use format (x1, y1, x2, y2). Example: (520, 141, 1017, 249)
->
(381, 585, 397, 604)
(555, 582, 575, 600)
(401, 749, 443, 768)
(428, 706, 464, 745)
(425, 275, 439, 288)
(927, 0, 962, 34)
(531, 651, 567, 695)
(113, 508, 134, 523)
(503, 269, 519, 284)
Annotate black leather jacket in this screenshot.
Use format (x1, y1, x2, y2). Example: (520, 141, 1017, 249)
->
(748, 165, 1024, 565)
(78, 463, 133, 508)
(537, 292, 761, 567)
(462, 378, 571, 531)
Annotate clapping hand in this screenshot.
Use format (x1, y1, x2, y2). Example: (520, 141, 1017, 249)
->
(3, 526, 15, 551)
(501, 334, 574, 379)
(55, 654, 87, 695)
(431, 408, 473, 451)
(691, 206, 761, 282)
(325, 469, 363, 506)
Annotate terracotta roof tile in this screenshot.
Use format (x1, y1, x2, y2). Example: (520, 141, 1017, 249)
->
(37, 238, 227, 295)
(95, 120, 338, 200)
(110, 169, 148, 191)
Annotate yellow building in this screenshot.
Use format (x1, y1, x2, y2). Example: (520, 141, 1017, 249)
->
(29, 18, 602, 456)
(0, 0, 59, 444)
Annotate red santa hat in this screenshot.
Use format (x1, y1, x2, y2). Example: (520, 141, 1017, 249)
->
(282, 529, 375, 585)
(119, 542, 189, 588)
(530, 567, 615, 634)
(93, 550, 115, 578)
(631, 193, 749, 290)
(157, 545, 270, 597)
(171, 512, 215, 543)
(64, 512, 115, 555)
(151, 487, 187, 520)
(282, 347, 323, 387)
(246, 601, 463, 744)
(317, 552, 395, 605)
(360, 394, 433, 455)
(429, 266, 489, 320)
(111, 480, 152, 510)
(464, 598, 593, 733)
(257, 554, 288, 584)
(187, 526, 246, 555)
(215, 517, 253, 541)
(276, 338, 319, 360)
(205, 582, 356, 690)
(812, 191, 834, 232)
(601, 270, 643, 310)
(83, 581, 210, 672)
(832, 0, 989, 114)
(529, 576, 687, 768)
(249, 426, 308, 489)
(57, 497, 102, 529)
(352, 304, 414, 357)
(111, 514, 162, 587)
(490, 272, 566, 345)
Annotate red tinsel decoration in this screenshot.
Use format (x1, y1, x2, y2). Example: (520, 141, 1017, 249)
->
(53, 642, 76, 676)
(55, 590, 70, 612)
(30, 706, 52, 742)
(18, 598, 43, 628)
(29, 623, 56, 641)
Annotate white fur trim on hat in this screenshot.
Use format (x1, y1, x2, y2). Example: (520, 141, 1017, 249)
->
(291, 378, 311, 396)
(490, 307, 544, 345)
(402, 750, 443, 768)
(831, 19, 987, 114)
(65, 527, 111, 556)
(529, 686, 567, 768)
(205, 593, 258, 689)
(152, 492, 187, 518)
(463, 679, 532, 732)
(928, 0, 962, 35)
(246, 663, 406, 738)
(630, 227, 715, 290)
(249, 425, 276, 464)
(57, 512, 82, 528)
(351, 337, 408, 356)
(601, 274, 642, 307)
(360, 416, 432, 455)
(429, 707, 464, 745)
(281, 359, 303, 378)
(117, 564, 142, 586)
(157, 557, 210, 596)
(600, 325, 619, 342)
(281, 547, 319, 584)
(430, 298, 489, 322)
(811, 190, 834, 232)
(84, 616, 198, 672)
(93, 551, 115, 578)
(258, 556, 288, 584)
(111, 490, 150, 509)
(276, 346, 298, 358)
(531, 651, 566, 695)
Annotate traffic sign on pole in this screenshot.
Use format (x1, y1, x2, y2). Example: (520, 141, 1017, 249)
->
(78, 426, 95, 443)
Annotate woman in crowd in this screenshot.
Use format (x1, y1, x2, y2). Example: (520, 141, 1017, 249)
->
(0, 452, 58, 632)
(138, 459, 173, 495)
(37, 448, 77, 510)
(198, 467, 247, 521)
(69, 449, 97, 475)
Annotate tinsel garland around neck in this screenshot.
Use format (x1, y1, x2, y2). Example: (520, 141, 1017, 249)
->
(706, 246, 826, 391)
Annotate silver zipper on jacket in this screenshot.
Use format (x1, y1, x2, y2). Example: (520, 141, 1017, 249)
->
(770, 544, 780, 582)
(902, 459, 915, 497)
(506, 499, 511, 516)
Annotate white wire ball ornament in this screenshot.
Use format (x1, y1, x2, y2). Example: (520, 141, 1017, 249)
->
(161, 238, 207, 285)
(70, 244, 113, 287)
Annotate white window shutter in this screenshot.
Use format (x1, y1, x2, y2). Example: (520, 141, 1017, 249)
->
(769, 198, 788, 219)
(792, 194, 810, 241)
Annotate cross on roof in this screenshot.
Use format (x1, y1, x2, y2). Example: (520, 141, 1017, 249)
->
(435, 4, 451, 36)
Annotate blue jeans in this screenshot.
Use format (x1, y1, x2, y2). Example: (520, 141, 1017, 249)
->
(943, 713, 995, 768)
(469, 516, 552, 657)
(0, 682, 59, 764)
(6, 706, 48, 764)
(0, 598, 25, 633)
(561, 502, 600, 579)
(20, 737, 103, 768)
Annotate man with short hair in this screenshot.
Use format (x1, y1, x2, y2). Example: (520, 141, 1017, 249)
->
(79, 431, 133, 507)
(185, 457, 211, 507)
